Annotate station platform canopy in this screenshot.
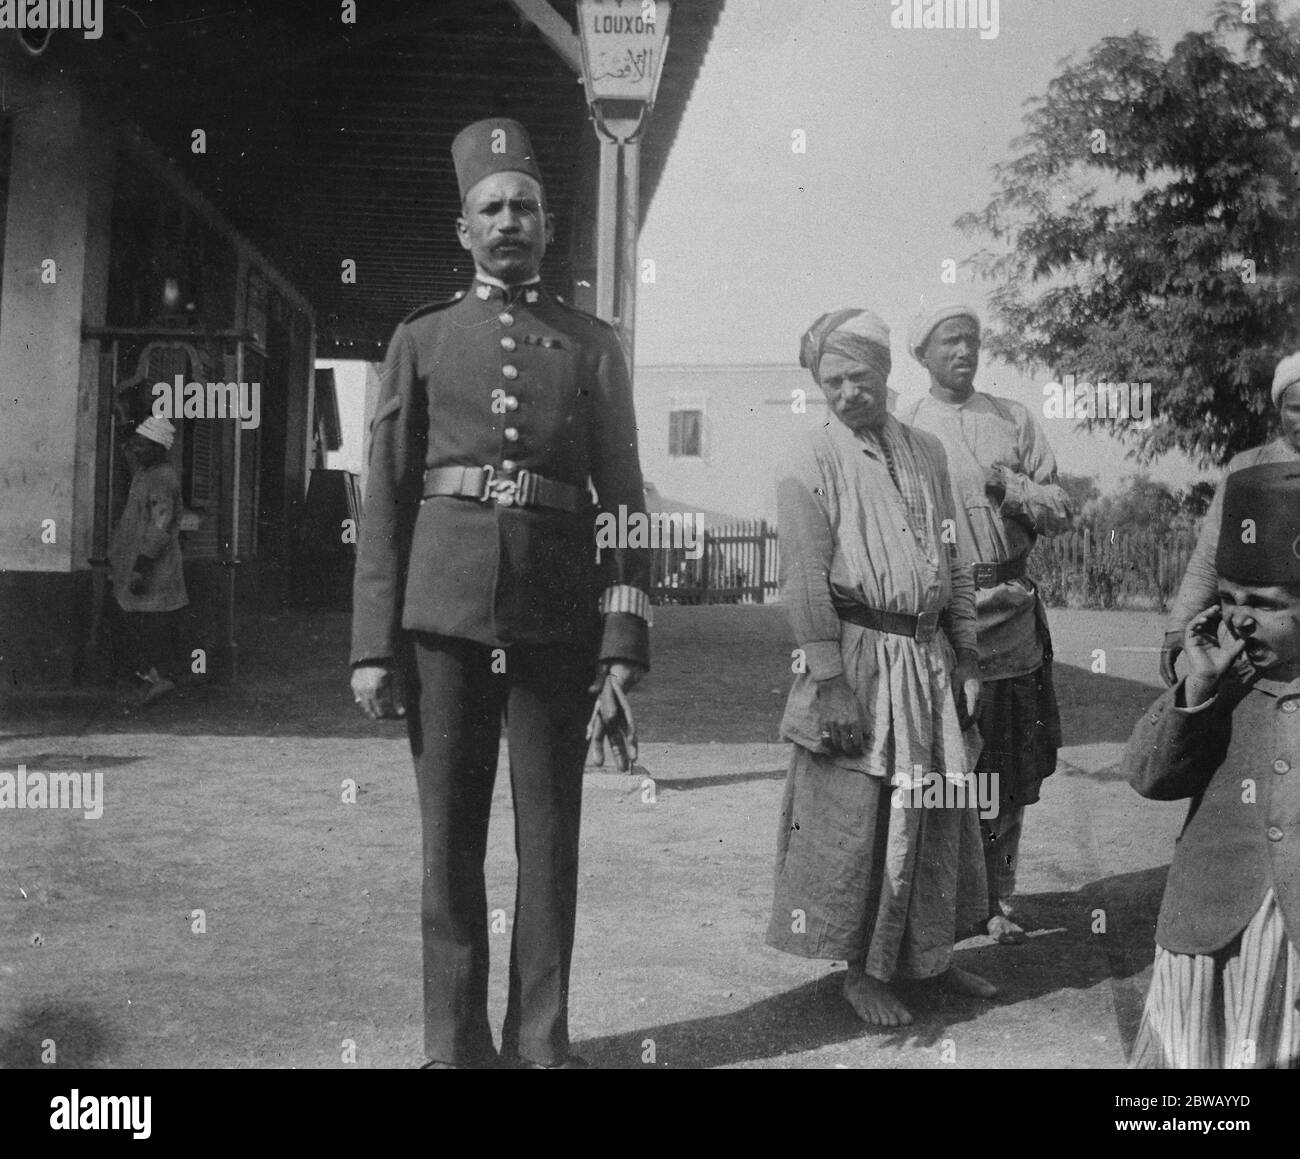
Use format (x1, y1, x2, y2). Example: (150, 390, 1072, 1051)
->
(55, 0, 724, 356)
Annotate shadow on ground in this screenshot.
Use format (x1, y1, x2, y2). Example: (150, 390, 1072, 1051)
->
(1052, 661, 1162, 750)
(578, 865, 1165, 1068)
(0, 999, 120, 1068)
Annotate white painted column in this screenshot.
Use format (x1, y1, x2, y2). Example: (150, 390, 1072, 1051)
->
(0, 82, 104, 573)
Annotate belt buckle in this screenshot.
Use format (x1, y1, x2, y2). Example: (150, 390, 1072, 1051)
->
(478, 464, 518, 507)
(513, 469, 535, 507)
(487, 475, 518, 507)
(973, 562, 998, 587)
(915, 610, 940, 643)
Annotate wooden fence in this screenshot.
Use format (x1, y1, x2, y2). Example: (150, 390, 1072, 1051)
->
(647, 523, 1197, 611)
(1028, 529, 1196, 610)
(650, 519, 779, 605)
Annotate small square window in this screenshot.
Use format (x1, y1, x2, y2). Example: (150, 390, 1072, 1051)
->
(669, 409, 703, 458)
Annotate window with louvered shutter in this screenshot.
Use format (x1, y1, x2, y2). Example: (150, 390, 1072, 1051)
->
(187, 419, 214, 508)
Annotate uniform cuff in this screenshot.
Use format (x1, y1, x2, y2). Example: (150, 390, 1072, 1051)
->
(1174, 678, 1217, 713)
(598, 584, 651, 624)
(600, 612, 649, 670)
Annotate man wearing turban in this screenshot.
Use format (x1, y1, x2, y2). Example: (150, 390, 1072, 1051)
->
(899, 303, 1071, 945)
(766, 308, 996, 1027)
(1160, 352, 1300, 685)
(350, 118, 651, 1068)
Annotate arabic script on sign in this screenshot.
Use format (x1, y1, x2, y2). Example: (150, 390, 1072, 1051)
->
(592, 47, 651, 84)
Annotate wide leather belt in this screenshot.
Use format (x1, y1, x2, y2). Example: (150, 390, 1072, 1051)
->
(834, 604, 941, 643)
(423, 465, 587, 514)
(973, 553, 1029, 589)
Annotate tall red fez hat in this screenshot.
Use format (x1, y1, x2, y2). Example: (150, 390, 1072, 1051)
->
(452, 118, 544, 204)
(1215, 462, 1300, 585)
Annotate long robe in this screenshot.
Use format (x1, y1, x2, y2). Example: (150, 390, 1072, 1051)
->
(898, 391, 1072, 682)
(109, 462, 188, 614)
(766, 416, 987, 979)
(900, 391, 1069, 825)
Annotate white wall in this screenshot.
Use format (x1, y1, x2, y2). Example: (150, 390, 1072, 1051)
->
(635, 364, 827, 524)
(319, 358, 369, 477)
(0, 83, 100, 572)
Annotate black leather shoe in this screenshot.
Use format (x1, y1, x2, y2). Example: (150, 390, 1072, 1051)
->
(517, 1054, 591, 1070)
(419, 1051, 501, 1070)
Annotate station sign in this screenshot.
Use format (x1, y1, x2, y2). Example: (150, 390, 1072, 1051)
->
(576, 0, 672, 107)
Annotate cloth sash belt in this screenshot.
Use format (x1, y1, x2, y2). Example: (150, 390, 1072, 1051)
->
(423, 465, 587, 514)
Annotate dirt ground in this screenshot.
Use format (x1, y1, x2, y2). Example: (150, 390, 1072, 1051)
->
(0, 603, 1184, 1068)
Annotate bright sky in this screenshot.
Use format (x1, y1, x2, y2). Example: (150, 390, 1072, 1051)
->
(321, 359, 367, 475)
(634, 0, 1262, 490)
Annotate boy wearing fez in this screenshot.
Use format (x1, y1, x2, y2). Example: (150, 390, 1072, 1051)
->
(109, 415, 187, 704)
(1126, 462, 1300, 1068)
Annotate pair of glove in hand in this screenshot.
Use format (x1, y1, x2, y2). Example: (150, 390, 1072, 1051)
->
(585, 672, 639, 773)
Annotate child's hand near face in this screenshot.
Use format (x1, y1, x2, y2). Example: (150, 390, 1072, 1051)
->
(1182, 606, 1248, 706)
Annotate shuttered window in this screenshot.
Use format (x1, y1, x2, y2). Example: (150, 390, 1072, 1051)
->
(668, 409, 703, 458)
(185, 419, 215, 508)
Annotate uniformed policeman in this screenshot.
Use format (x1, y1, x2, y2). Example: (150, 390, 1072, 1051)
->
(350, 118, 651, 1069)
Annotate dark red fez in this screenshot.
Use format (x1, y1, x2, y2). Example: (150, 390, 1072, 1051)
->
(1216, 462, 1300, 585)
(452, 118, 544, 204)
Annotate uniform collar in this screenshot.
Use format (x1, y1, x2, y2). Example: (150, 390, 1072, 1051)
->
(472, 274, 544, 304)
(475, 272, 540, 289)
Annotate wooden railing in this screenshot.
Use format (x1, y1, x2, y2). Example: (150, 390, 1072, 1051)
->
(1028, 529, 1197, 610)
(650, 519, 779, 605)
(647, 523, 1200, 611)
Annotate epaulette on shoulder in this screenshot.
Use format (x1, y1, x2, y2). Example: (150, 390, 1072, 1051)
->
(401, 294, 462, 324)
(551, 294, 615, 331)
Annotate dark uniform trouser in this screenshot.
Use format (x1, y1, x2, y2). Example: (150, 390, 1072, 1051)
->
(405, 632, 594, 1067)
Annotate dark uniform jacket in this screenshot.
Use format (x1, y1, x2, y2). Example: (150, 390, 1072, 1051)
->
(1124, 673, 1300, 954)
(351, 279, 651, 669)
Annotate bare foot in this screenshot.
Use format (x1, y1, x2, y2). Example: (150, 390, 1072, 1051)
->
(987, 914, 1027, 944)
(938, 965, 998, 999)
(843, 967, 913, 1026)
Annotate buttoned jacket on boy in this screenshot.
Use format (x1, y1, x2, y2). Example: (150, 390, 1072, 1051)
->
(1125, 673, 1300, 954)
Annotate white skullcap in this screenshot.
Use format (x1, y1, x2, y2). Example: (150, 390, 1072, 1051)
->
(908, 302, 980, 362)
(136, 416, 176, 450)
(1272, 351, 1300, 407)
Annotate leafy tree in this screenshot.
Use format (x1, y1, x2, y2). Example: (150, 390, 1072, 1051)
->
(1179, 479, 1216, 517)
(1089, 474, 1180, 538)
(959, 1, 1300, 468)
(1058, 472, 1101, 526)
(1081, 475, 1215, 540)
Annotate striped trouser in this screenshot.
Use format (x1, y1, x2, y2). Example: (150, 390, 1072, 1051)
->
(1130, 890, 1300, 1069)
